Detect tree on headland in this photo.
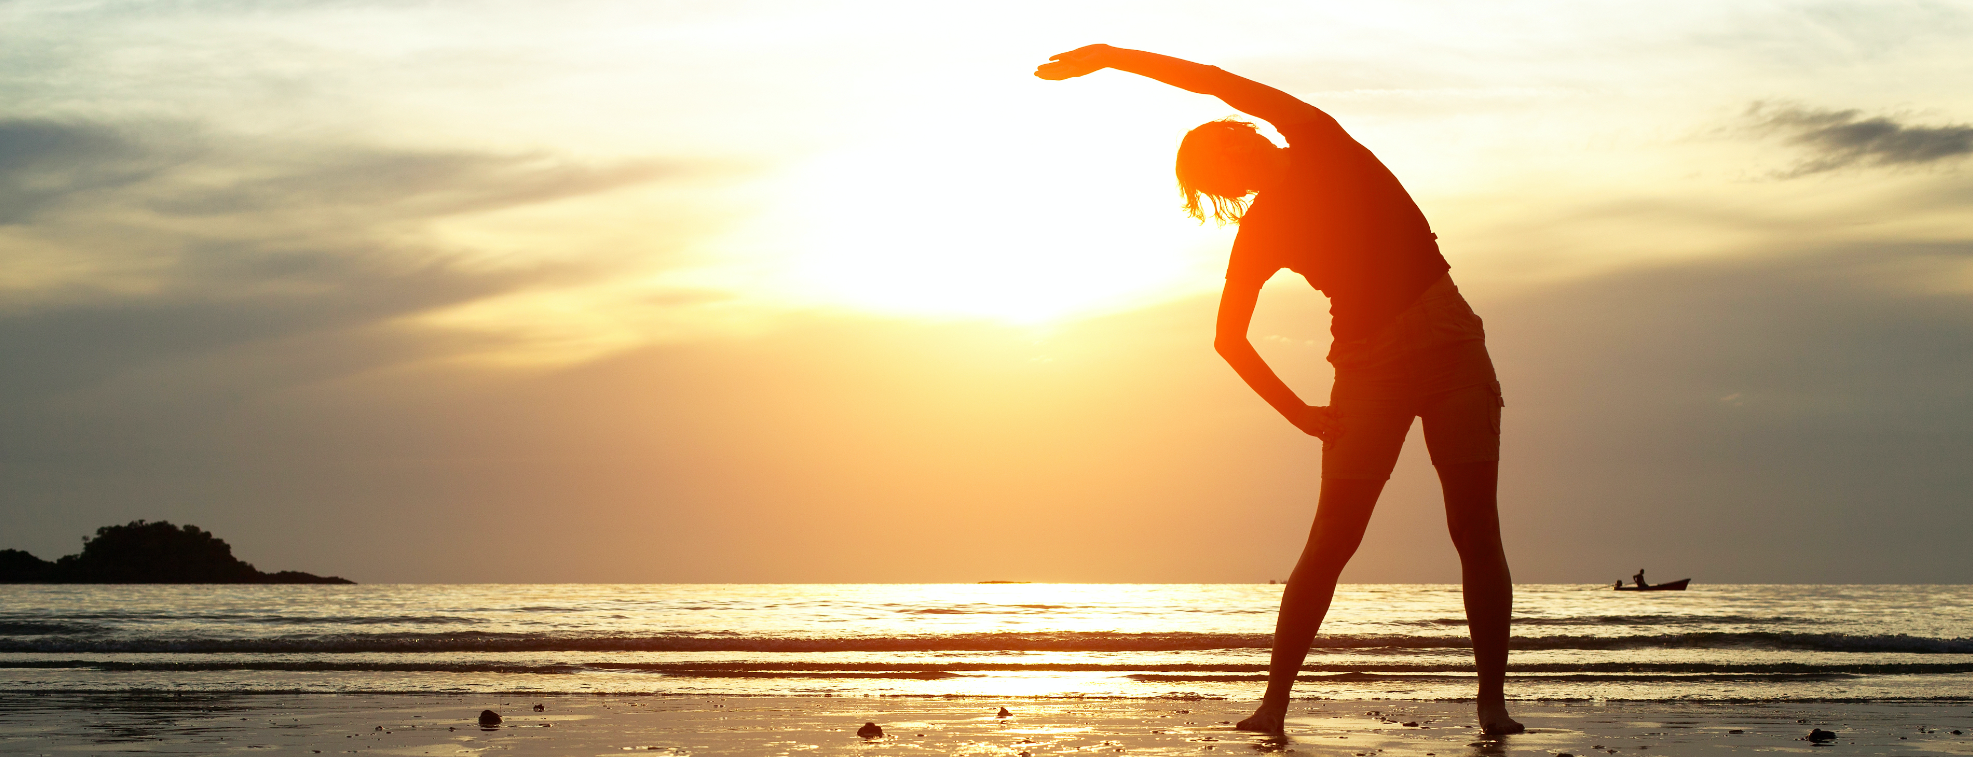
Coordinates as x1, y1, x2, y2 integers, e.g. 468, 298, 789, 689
0, 549, 55, 582
0, 520, 352, 584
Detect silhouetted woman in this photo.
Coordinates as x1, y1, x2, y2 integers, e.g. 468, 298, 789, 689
1037, 45, 1522, 735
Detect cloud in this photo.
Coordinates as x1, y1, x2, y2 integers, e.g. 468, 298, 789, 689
0, 117, 682, 225
1753, 103, 1973, 176
0, 251, 525, 399
0, 119, 186, 224
0, 116, 701, 399
145, 147, 677, 220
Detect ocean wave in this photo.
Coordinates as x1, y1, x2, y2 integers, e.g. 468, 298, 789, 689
1124, 672, 1863, 683
2, 613, 479, 626
0, 660, 581, 674
1402, 615, 1821, 628
900, 604, 1072, 615
15, 611, 1800, 627
598, 661, 1973, 675
0, 622, 104, 636
3, 630, 1971, 654
237, 615, 482, 626
7, 659, 1971, 677
0, 685, 1967, 703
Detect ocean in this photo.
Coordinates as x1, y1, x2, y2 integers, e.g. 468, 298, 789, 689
3, 584, 1970, 702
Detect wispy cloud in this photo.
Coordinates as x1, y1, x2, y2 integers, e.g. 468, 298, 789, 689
0, 119, 186, 224
1753, 103, 1973, 176
145, 147, 677, 220
0, 115, 701, 396
1, 117, 680, 224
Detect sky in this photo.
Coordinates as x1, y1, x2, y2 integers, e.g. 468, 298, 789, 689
2, 0, 1971, 583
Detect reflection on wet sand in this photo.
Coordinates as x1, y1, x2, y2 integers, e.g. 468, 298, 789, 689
1, 694, 1967, 756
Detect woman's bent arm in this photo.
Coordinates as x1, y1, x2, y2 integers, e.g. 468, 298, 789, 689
1036, 45, 1327, 128
1215, 278, 1337, 439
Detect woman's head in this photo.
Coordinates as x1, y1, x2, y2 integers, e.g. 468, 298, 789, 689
1176, 119, 1282, 225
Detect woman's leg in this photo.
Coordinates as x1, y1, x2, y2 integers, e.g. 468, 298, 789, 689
1435, 459, 1524, 735
1235, 476, 1386, 732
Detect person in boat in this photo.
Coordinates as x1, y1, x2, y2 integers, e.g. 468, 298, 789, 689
1633, 569, 1647, 588
1035, 45, 1522, 736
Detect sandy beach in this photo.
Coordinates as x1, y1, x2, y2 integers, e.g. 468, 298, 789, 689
3, 694, 1970, 756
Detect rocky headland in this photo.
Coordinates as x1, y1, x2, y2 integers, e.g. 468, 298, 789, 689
0, 520, 352, 584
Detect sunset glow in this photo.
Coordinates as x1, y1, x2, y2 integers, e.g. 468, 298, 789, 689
12, 5, 1973, 753
733, 107, 1233, 323
3, 0, 1971, 584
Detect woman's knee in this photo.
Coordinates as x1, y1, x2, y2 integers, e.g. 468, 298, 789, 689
1443, 511, 1502, 551
1444, 528, 1499, 559
1292, 553, 1352, 583
1293, 532, 1363, 577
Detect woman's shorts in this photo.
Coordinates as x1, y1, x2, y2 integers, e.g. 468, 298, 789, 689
1321, 275, 1504, 481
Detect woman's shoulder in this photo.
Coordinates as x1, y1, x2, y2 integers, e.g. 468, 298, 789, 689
1275, 111, 1352, 147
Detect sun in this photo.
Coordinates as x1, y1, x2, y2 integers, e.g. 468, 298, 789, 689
726, 89, 1236, 324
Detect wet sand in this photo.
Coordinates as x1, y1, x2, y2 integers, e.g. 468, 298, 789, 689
1, 694, 1969, 755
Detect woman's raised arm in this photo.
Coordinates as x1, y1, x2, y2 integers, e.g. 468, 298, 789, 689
1034, 45, 1326, 129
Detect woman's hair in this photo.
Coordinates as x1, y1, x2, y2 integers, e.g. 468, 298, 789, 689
1176, 118, 1267, 225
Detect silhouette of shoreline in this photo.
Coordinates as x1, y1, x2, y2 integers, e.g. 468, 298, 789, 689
0, 520, 352, 584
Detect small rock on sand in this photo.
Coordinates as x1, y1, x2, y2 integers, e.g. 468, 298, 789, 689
857, 722, 883, 738
1808, 728, 1836, 743
533, 704, 545, 712
997, 707, 1012, 718
478, 710, 502, 727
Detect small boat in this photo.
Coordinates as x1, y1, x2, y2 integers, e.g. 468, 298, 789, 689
1614, 578, 1690, 591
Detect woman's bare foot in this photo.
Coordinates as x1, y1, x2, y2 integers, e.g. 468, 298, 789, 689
1235, 702, 1288, 733
1477, 701, 1524, 735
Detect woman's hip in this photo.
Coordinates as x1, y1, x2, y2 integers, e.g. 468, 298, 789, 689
1331, 339, 1498, 404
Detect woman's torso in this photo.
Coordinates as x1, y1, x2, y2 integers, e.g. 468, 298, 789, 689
1224, 117, 1451, 343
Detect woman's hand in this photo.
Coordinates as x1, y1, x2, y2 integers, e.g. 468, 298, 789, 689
1034, 44, 1116, 80
1288, 405, 1340, 441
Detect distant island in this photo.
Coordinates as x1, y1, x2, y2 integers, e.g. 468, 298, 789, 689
0, 520, 353, 584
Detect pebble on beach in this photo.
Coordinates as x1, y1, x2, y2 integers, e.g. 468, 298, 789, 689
533, 704, 545, 712
857, 722, 884, 738
478, 710, 502, 727
1808, 728, 1836, 743
997, 707, 1012, 718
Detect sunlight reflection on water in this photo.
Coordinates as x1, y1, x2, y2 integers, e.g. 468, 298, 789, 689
3, 584, 1971, 700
